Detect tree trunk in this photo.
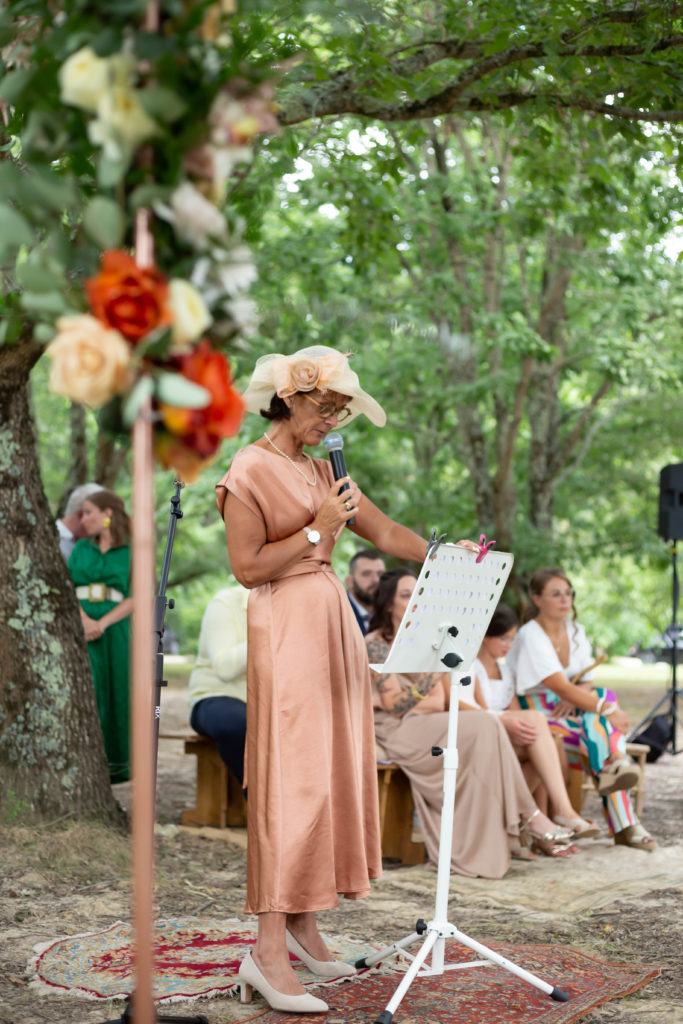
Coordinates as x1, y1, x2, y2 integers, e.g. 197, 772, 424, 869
0, 340, 120, 823
56, 402, 89, 517
94, 433, 130, 490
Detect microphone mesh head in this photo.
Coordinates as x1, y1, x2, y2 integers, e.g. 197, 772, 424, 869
323, 432, 344, 452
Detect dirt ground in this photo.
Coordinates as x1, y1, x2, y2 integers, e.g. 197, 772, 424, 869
1, 673, 682, 1024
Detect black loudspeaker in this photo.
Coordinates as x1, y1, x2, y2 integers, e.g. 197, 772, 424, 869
658, 463, 683, 540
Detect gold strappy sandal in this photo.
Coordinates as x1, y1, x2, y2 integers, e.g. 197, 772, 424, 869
520, 809, 578, 858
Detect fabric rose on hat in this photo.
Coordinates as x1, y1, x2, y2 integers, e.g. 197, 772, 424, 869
272, 356, 320, 398
86, 249, 172, 345
46, 315, 131, 408
315, 350, 349, 390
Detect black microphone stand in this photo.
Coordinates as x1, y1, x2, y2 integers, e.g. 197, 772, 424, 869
103, 479, 208, 1024
629, 539, 682, 755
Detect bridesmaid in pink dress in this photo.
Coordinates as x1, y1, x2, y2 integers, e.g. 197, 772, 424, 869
217, 346, 477, 1013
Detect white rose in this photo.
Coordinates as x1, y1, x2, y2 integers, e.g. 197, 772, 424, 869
225, 295, 258, 336
168, 279, 212, 352
59, 47, 110, 113
89, 86, 159, 159
155, 183, 227, 249
45, 315, 131, 408
216, 244, 258, 296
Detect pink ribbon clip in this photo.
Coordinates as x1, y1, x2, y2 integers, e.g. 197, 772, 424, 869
475, 533, 496, 563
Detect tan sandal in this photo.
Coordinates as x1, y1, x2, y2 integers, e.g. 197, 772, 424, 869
613, 824, 657, 852
598, 758, 641, 796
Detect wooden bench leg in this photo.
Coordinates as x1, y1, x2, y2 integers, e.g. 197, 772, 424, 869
567, 767, 585, 814
181, 738, 246, 828
377, 764, 426, 866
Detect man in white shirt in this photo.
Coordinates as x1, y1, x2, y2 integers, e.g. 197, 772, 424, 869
345, 548, 386, 635
56, 482, 104, 560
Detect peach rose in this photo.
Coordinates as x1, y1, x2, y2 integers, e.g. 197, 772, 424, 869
272, 356, 320, 398
46, 315, 131, 408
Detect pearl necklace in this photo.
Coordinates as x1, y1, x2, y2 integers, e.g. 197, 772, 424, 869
263, 433, 317, 487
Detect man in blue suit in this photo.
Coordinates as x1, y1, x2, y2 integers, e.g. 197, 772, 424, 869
345, 548, 386, 634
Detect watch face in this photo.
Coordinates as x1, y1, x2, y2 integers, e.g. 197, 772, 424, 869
307, 529, 321, 544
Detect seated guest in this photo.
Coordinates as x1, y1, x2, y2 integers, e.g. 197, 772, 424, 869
365, 569, 578, 877
188, 584, 248, 787
467, 605, 599, 840
345, 547, 386, 634
56, 482, 104, 560
507, 566, 656, 852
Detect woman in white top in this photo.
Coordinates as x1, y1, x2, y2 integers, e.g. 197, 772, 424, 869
506, 567, 656, 852
468, 605, 599, 841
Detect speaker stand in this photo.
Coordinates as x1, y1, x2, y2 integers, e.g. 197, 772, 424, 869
629, 540, 682, 755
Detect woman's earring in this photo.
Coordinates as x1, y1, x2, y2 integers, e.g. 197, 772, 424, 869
102, 515, 112, 528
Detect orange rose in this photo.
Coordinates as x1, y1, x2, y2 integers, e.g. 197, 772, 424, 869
86, 249, 172, 344
158, 340, 245, 456
155, 431, 217, 484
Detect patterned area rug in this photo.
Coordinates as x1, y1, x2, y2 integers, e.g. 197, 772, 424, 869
242, 941, 660, 1024
29, 918, 380, 1003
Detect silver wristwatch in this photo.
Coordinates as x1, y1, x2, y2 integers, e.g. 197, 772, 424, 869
303, 526, 321, 545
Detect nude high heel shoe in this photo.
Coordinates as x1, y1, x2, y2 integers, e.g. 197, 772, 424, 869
285, 928, 357, 977
238, 951, 329, 1013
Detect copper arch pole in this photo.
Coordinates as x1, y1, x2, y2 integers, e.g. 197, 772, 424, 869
131, 205, 157, 1024
130, 4, 160, 1018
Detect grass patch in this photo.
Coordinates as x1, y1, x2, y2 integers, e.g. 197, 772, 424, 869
0, 822, 131, 886
594, 662, 671, 687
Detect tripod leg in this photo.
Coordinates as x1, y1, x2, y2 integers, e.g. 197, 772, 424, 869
373, 930, 439, 1024
449, 927, 568, 1001
355, 931, 421, 970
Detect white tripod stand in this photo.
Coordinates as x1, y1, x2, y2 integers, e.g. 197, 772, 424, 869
355, 540, 570, 1024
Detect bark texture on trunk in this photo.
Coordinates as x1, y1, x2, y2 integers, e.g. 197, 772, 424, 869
0, 341, 119, 822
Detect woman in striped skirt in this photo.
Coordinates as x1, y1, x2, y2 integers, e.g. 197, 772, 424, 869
506, 567, 656, 852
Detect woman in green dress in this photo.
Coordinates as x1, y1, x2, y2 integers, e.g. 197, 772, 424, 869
68, 490, 133, 784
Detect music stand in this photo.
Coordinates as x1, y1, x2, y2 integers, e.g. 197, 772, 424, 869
356, 540, 570, 1024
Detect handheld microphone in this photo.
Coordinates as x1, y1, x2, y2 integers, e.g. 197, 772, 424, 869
323, 432, 354, 525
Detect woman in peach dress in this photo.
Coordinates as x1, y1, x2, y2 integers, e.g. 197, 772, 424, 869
217, 346, 481, 1014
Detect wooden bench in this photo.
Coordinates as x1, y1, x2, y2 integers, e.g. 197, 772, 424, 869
567, 741, 650, 817
159, 731, 247, 829
160, 730, 426, 865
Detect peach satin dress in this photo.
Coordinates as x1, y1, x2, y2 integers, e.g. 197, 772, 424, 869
216, 444, 382, 914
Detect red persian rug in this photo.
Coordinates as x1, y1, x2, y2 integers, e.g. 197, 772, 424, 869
241, 941, 660, 1024
28, 918, 385, 1003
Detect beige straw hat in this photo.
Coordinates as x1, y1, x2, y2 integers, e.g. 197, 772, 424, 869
241, 345, 386, 427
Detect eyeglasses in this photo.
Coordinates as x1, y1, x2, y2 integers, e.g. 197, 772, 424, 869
546, 589, 575, 600
300, 393, 352, 422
